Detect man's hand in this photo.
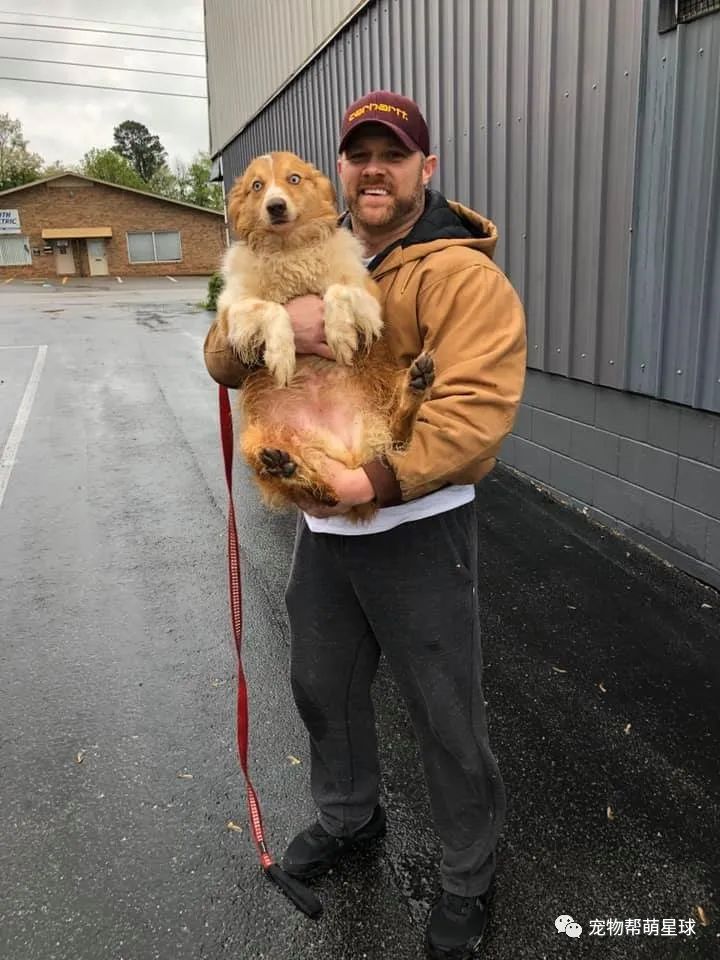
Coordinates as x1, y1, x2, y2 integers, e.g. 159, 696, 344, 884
296, 458, 375, 518
286, 295, 334, 359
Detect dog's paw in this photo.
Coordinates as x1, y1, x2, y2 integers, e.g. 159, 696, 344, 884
259, 448, 297, 478
262, 304, 296, 386
409, 352, 435, 393
226, 303, 264, 364
323, 284, 382, 363
264, 342, 296, 386
352, 289, 383, 345
323, 287, 359, 365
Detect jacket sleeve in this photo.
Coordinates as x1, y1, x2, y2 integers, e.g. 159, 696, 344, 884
203, 307, 258, 388
385, 262, 527, 501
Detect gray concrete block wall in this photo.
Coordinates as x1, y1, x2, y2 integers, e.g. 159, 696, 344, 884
499, 370, 720, 590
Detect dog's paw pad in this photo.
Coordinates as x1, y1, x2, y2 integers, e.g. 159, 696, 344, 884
259, 448, 297, 478
409, 353, 435, 392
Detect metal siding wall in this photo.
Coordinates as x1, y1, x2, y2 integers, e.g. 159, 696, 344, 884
205, 0, 364, 155
218, 0, 719, 413
629, 1, 720, 413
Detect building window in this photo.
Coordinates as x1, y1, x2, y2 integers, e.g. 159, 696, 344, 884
678, 0, 720, 21
126, 231, 182, 263
659, 0, 720, 31
0, 235, 32, 266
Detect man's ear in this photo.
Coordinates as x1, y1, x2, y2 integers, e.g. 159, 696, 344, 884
421, 154, 438, 186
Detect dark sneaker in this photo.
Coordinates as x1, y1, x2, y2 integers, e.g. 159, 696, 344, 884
281, 805, 386, 879
425, 883, 495, 959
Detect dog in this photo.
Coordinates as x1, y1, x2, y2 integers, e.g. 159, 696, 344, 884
217, 150, 434, 521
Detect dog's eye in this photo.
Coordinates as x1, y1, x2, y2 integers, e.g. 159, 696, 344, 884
287, 174, 301, 185
251, 180, 263, 192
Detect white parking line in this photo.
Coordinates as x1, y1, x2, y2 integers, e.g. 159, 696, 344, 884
181, 331, 206, 349
0, 345, 48, 510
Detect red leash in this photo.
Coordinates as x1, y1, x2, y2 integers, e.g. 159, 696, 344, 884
218, 384, 322, 920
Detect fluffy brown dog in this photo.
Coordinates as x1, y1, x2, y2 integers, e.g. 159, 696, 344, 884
218, 151, 434, 521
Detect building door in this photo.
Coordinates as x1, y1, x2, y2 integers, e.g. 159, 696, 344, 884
87, 238, 109, 276
54, 240, 76, 275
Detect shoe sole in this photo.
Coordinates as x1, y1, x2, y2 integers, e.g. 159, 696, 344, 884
283, 819, 387, 880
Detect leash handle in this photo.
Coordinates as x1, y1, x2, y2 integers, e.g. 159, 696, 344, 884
218, 385, 322, 920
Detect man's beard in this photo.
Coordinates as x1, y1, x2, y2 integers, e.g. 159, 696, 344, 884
348, 179, 425, 232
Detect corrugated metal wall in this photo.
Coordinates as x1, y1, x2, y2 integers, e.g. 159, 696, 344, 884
629, 3, 720, 413
217, 0, 720, 415
204, 0, 366, 155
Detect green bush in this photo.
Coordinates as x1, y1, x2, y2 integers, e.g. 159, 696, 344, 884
203, 271, 224, 312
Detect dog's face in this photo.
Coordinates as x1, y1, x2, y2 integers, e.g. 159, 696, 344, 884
228, 152, 338, 240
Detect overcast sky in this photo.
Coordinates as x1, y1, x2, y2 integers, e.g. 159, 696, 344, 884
0, 0, 209, 170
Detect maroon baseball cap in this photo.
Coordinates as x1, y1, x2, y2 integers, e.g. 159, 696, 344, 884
339, 90, 430, 155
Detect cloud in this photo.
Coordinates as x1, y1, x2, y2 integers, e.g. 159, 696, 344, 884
0, 0, 208, 167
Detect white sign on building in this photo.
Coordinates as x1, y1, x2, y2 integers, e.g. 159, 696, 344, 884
0, 209, 21, 233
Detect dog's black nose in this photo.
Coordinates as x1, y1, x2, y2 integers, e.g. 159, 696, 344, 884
266, 199, 287, 218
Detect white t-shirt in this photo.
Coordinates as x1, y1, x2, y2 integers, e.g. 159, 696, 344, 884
303, 484, 475, 536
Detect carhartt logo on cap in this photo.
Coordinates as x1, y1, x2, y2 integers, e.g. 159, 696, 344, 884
339, 90, 430, 155
347, 102, 410, 124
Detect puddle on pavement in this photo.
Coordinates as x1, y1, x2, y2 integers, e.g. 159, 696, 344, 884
135, 309, 171, 330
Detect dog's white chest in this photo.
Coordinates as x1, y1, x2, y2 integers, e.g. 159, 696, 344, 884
250, 247, 330, 302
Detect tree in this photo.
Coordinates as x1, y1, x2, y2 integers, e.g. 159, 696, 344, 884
112, 120, 167, 182
42, 160, 69, 177
81, 148, 147, 190
0, 114, 44, 190
146, 163, 181, 200
178, 152, 223, 211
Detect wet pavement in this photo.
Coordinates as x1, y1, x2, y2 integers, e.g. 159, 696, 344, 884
0, 282, 718, 959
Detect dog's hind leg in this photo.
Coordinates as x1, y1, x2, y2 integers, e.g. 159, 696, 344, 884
390, 352, 435, 444
241, 424, 342, 508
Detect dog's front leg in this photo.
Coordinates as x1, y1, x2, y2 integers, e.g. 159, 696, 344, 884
224, 298, 296, 386
323, 284, 383, 365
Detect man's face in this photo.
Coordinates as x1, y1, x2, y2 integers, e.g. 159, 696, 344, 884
338, 125, 436, 232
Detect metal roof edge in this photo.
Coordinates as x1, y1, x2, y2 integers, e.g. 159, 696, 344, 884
208, 0, 373, 160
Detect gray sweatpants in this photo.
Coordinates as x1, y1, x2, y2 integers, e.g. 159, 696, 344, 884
284, 501, 504, 896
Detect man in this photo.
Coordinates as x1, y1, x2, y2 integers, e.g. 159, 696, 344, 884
204, 91, 526, 960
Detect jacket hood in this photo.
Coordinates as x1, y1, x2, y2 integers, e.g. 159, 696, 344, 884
362, 190, 498, 277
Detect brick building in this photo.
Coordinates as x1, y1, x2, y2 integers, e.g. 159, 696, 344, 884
0, 172, 227, 280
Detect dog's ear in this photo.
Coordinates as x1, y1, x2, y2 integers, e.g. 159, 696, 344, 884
227, 173, 253, 240
226, 176, 244, 232
310, 167, 338, 211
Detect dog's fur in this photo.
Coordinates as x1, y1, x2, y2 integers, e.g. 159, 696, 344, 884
218, 151, 434, 521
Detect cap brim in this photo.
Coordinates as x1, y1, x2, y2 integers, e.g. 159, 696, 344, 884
339, 119, 421, 155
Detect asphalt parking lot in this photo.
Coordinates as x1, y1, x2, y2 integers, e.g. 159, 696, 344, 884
1, 281, 718, 959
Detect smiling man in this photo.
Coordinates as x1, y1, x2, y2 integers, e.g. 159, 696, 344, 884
204, 90, 526, 960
